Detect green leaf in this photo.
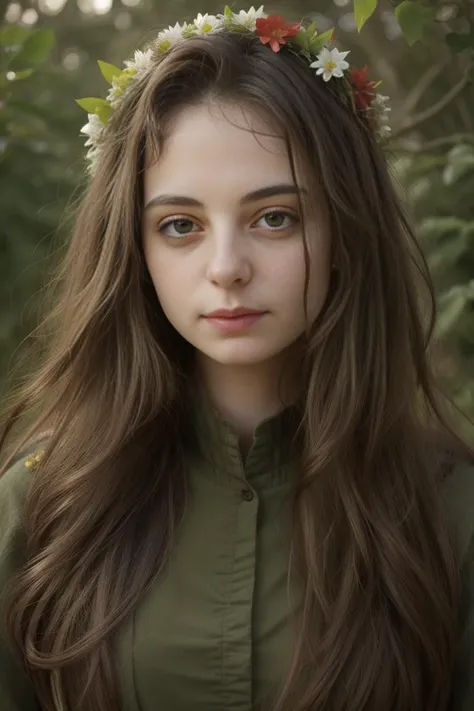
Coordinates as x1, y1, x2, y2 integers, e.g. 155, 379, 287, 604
306, 21, 317, 39
293, 27, 309, 52
443, 144, 474, 185
76, 97, 113, 125
419, 216, 465, 242
437, 286, 468, 335
445, 32, 474, 53
309, 28, 334, 54
427, 231, 469, 271
10, 29, 54, 66
75, 97, 109, 114
0, 25, 29, 47
224, 6, 233, 20
96, 103, 113, 124
97, 60, 122, 84
395, 1, 437, 46
354, 0, 378, 32
461, 222, 474, 239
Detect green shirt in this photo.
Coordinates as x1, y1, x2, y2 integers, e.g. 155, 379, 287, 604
1, 391, 473, 710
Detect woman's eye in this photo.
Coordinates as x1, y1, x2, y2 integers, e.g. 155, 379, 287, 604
158, 217, 199, 238
156, 211, 297, 238
255, 211, 296, 230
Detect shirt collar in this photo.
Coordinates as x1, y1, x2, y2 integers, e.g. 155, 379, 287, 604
184, 380, 302, 486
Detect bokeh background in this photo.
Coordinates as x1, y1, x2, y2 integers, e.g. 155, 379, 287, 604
1, 0, 473, 439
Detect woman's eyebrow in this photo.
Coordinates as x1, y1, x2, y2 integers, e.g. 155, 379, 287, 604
143, 184, 308, 211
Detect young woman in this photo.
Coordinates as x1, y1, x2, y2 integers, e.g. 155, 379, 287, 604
1, 6, 473, 711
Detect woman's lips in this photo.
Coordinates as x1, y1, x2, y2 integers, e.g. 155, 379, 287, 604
203, 312, 266, 333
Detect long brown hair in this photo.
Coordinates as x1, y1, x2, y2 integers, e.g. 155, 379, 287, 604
1, 29, 472, 711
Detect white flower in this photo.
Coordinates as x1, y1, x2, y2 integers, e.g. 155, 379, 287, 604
369, 94, 391, 140
376, 123, 392, 139
80, 113, 105, 147
80, 114, 107, 172
106, 82, 121, 108
106, 73, 135, 108
310, 47, 350, 82
155, 21, 187, 52
371, 93, 391, 115
124, 48, 154, 74
230, 5, 267, 30
193, 13, 221, 33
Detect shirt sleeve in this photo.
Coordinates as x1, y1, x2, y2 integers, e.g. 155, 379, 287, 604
0, 454, 41, 711
450, 527, 474, 710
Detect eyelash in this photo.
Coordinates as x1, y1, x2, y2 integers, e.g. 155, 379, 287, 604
156, 209, 299, 240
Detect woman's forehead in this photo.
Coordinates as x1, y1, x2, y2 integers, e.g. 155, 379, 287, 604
143, 102, 298, 207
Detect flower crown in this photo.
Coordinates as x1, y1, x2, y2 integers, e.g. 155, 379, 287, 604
77, 5, 391, 174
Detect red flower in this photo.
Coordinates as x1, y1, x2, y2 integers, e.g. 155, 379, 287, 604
350, 66, 378, 110
255, 15, 301, 53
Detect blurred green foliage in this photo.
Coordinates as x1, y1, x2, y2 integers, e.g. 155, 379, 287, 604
0, 0, 473, 439
394, 139, 474, 429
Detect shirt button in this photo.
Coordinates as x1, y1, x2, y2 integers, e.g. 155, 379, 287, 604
242, 488, 255, 502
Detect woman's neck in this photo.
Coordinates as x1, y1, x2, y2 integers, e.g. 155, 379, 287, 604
194, 347, 302, 447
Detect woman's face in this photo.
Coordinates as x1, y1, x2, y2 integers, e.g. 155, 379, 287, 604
142, 101, 331, 369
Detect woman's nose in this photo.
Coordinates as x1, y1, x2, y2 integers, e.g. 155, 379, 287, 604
205, 233, 252, 287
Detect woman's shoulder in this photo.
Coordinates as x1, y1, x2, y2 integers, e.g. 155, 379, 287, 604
0, 442, 47, 540
438, 447, 474, 562
0, 444, 44, 711
0, 441, 47, 615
